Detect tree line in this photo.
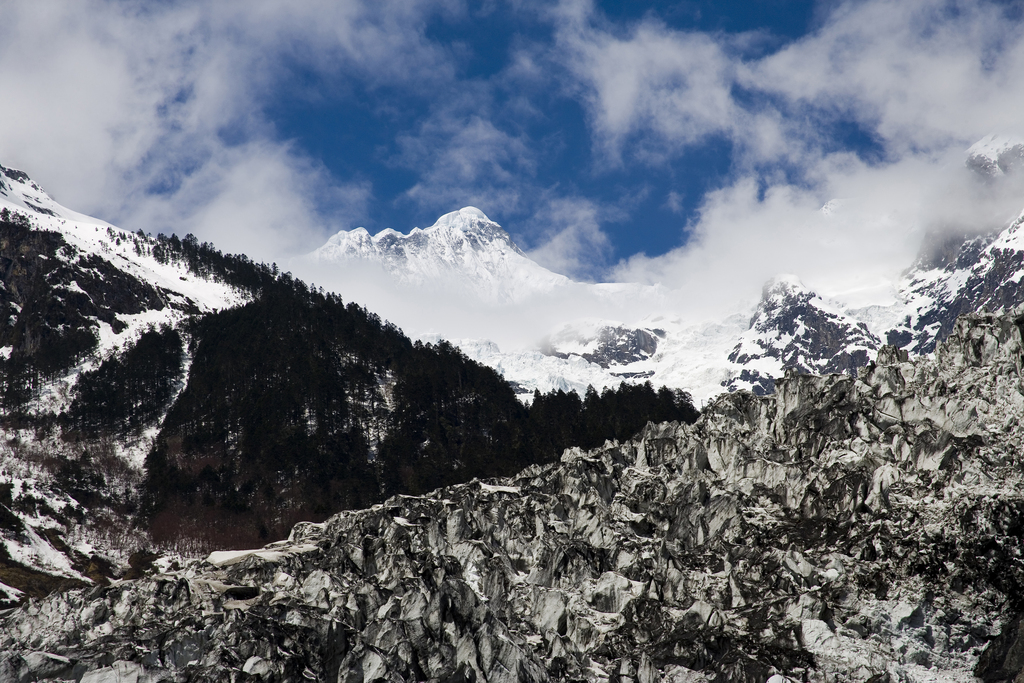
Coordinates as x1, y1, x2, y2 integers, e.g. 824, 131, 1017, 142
0, 217, 700, 549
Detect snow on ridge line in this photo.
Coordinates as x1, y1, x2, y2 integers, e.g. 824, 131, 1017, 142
1, 163, 248, 432
0, 179, 245, 316
967, 132, 1024, 159
306, 206, 572, 305
320, 206, 503, 247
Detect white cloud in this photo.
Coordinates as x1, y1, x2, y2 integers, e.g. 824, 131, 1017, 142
555, 0, 1024, 166
553, 4, 743, 165
612, 149, 1024, 320
522, 196, 613, 280
125, 141, 372, 262
398, 109, 536, 219
0, 0, 459, 260
748, 0, 1024, 152
543, 0, 1024, 316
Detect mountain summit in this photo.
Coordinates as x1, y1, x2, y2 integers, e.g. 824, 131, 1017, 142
308, 207, 570, 304
966, 133, 1024, 177
298, 132, 1024, 403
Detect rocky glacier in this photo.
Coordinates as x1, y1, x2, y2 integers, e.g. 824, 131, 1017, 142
6, 306, 1024, 681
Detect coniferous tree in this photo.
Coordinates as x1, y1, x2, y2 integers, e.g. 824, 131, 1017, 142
3, 220, 701, 548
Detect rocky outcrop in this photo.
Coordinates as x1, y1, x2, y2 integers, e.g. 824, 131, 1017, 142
1, 214, 174, 383
883, 214, 1024, 356
6, 308, 1024, 681
726, 277, 881, 395
543, 325, 663, 369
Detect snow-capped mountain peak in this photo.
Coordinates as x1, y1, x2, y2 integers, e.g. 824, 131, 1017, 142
724, 275, 882, 394
308, 207, 571, 304
0, 164, 93, 223
419, 206, 514, 247
966, 133, 1024, 177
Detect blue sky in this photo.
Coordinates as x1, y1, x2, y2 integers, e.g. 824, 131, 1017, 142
260, 0, 825, 265
2, 0, 1024, 289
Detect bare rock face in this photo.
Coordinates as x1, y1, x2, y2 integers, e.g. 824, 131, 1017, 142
6, 309, 1024, 682
726, 277, 881, 395
542, 325, 663, 370
891, 211, 1024, 357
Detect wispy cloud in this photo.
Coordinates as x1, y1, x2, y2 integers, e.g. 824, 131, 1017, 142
125, 141, 373, 261
553, 0, 1024, 168
3, 0, 1024, 316
552, 2, 744, 166
543, 0, 1024, 315
522, 196, 614, 280
0, 0, 459, 261
611, 150, 1024, 322
397, 104, 536, 220
749, 0, 1024, 153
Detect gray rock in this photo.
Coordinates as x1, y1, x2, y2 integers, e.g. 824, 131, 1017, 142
6, 308, 1024, 681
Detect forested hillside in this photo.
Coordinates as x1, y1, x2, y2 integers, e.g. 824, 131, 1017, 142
1, 213, 698, 550
140, 259, 698, 546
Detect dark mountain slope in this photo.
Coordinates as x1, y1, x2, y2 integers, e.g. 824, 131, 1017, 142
63, 325, 185, 437
143, 275, 698, 548
143, 280, 527, 547
0, 208, 700, 562
0, 211, 172, 412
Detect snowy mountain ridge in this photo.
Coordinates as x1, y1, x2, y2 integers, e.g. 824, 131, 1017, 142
308, 206, 571, 304
0, 164, 245, 337
298, 136, 1024, 404
302, 201, 890, 401
0, 164, 245, 426
966, 133, 1024, 177
722, 275, 883, 395
0, 163, 247, 589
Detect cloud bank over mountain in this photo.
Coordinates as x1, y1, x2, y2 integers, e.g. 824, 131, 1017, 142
1, 0, 1023, 305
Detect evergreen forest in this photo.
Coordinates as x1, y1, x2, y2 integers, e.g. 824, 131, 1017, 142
0, 214, 699, 548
